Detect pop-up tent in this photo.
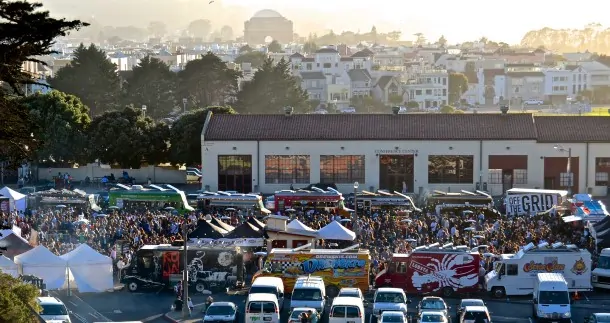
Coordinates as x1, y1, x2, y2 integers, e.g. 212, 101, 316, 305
287, 219, 317, 233
61, 244, 113, 293
14, 246, 67, 289
0, 255, 18, 277
190, 219, 226, 239
317, 220, 356, 241
0, 186, 26, 213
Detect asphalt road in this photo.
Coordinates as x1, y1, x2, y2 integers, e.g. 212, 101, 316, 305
52, 288, 610, 323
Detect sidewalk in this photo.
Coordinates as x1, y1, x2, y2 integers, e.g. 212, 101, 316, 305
164, 303, 205, 323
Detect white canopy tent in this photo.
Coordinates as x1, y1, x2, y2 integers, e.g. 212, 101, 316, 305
317, 220, 356, 241
0, 186, 26, 213
0, 255, 18, 277
14, 246, 67, 289
287, 219, 317, 233
61, 244, 113, 293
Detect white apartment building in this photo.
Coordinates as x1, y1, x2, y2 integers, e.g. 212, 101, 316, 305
543, 69, 571, 103
403, 68, 449, 108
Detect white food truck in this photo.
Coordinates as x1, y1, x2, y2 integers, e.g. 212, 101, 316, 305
592, 248, 610, 290
504, 188, 569, 216
485, 242, 592, 298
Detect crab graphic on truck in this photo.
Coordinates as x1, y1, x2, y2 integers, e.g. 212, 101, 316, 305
374, 243, 481, 297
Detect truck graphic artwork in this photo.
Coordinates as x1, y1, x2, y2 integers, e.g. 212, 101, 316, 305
411, 254, 478, 292
302, 258, 366, 274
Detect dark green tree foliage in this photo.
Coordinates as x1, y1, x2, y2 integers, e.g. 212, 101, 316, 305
177, 52, 241, 108
49, 43, 121, 115
234, 51, 267, 68
20, 90, 91, 164
236, 58, 309, 114
0, 272, 42, 323
267, 40, 282, 53
448, 72, 469, 103
170, 106, 236, 165
187, 19, 211, 39
88, 106, 169, 168
0, 0, 85, 163
124, 55, 176, 119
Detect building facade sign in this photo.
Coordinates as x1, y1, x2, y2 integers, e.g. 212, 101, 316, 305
375, 149, 419, 155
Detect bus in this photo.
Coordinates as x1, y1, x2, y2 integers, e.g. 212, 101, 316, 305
197, 191, 271, 214
108, 184, 193, 211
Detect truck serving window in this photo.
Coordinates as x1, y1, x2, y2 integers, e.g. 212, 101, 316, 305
396, 262, 407, 273
539, 291, 570, 304
506, 264, 518, 275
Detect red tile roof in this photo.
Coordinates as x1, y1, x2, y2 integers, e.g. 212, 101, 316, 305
204, 114, 538, 141
534, 116, 610, 142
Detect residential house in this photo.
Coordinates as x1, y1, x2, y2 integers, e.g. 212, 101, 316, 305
543, 69, 571, 103
476, 68, 505, 104
403, 69, 449, 108
373, 51, 405, 71
503, 64, 545, 105
373, 75, 402, 104
348, 69, 373, 98
493, 48, 546, 64
300, 71, 327, 102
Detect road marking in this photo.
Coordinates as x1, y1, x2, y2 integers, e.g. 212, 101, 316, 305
89, 312, 100, 319
69, 301, 78, 307
114, 309, 123, 313
141, 313, 164, 322
72, 313, 89, 323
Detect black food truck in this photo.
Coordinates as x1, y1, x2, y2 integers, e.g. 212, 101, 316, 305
121, 242, 244, 293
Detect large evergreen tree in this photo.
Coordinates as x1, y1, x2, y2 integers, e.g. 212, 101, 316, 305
0, 0, 86, 163
49, 43, 121, 116
235, 57, 308, 114
124, 55, 176, 119
177, 52, 241, 108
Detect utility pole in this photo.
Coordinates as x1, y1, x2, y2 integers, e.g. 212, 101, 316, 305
182, 218, 190, 319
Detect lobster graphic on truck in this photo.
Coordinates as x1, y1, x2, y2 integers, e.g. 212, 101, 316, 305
374, 243, 481, 297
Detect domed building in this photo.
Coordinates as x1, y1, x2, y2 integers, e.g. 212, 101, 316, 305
244, 9, 293, 45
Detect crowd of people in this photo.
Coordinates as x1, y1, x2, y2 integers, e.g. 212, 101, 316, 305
0, 196, 597, 286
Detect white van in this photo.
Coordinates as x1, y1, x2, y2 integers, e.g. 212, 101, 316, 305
245, 293, 280, 323
251, 277, 285, 310
373, 287, 409, 321
329, 296, 365, 323
290, 276, 327, 313
37, 297, 71, 323
533, 273, 572, 323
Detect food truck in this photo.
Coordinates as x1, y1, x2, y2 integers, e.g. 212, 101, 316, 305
121, 242, 243, 293
426, 190, 494, 216
504, 188, 569, 216
352, 190, 420, 212
374, 243, 481, 297
253, 244, 370, 297
592, 248, 610, 290
108, 184, 192, 211
485, 242, 592, 297
274, 188, 347, 213
197, 191, 270, 214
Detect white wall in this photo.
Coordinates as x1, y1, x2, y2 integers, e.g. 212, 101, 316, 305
202, 139, 610, 196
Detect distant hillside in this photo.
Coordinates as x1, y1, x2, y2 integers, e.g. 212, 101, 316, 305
521, 23, 610, 53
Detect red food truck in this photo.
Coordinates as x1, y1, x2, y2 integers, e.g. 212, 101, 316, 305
374, 243, 482, 297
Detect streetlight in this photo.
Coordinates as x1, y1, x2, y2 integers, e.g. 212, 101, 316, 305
353, 182, 359, 235
182, 98, 187, 114
141, 105, 147, 118
182, 215, 190, 319
554, 145, 573, 195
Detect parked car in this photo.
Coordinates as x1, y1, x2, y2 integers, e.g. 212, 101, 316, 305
186, 170, 202, 183
524, 99, 543, 105
417, 297, 450, 318
337, 287, 364, 301
203, 302, 238, 323
419, 311, 449, 323
456, 299, 485, 317
288, 308, 319, 323
379, 311, 408, 323
458, 305, 491, 323
585, 313, 610, 323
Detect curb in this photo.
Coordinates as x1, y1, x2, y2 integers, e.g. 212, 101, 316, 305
163, 302, 206, 323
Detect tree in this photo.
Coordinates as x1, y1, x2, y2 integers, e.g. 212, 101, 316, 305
387, 31, 401, 42
234, 51, 267, 68
187, 19, 211, 39
236, 58, 308, 114
239, 44, 252, 54
0, 272, 41, 322
267, 40, 282, 53
20, 91, 91, 164
178, 52, 241, 108
48, 43, 121, 116
303, 41, 318, 54
220, 25, 233, 41
440, 105, 456, 113
389, 94, 404, 105
147, 21, 167, 38
448, 73, 469, 103
170, 106, 236, 165
0, 0, 86, 163
124, 56, 176, 119
88, 106, 169, 168
437, 35, 448, 47
464, 61, 478, 83
414, 33, 426, 46
406, 101, 420, 110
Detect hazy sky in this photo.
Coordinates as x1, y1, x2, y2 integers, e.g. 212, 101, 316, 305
221, 0, 610, 44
